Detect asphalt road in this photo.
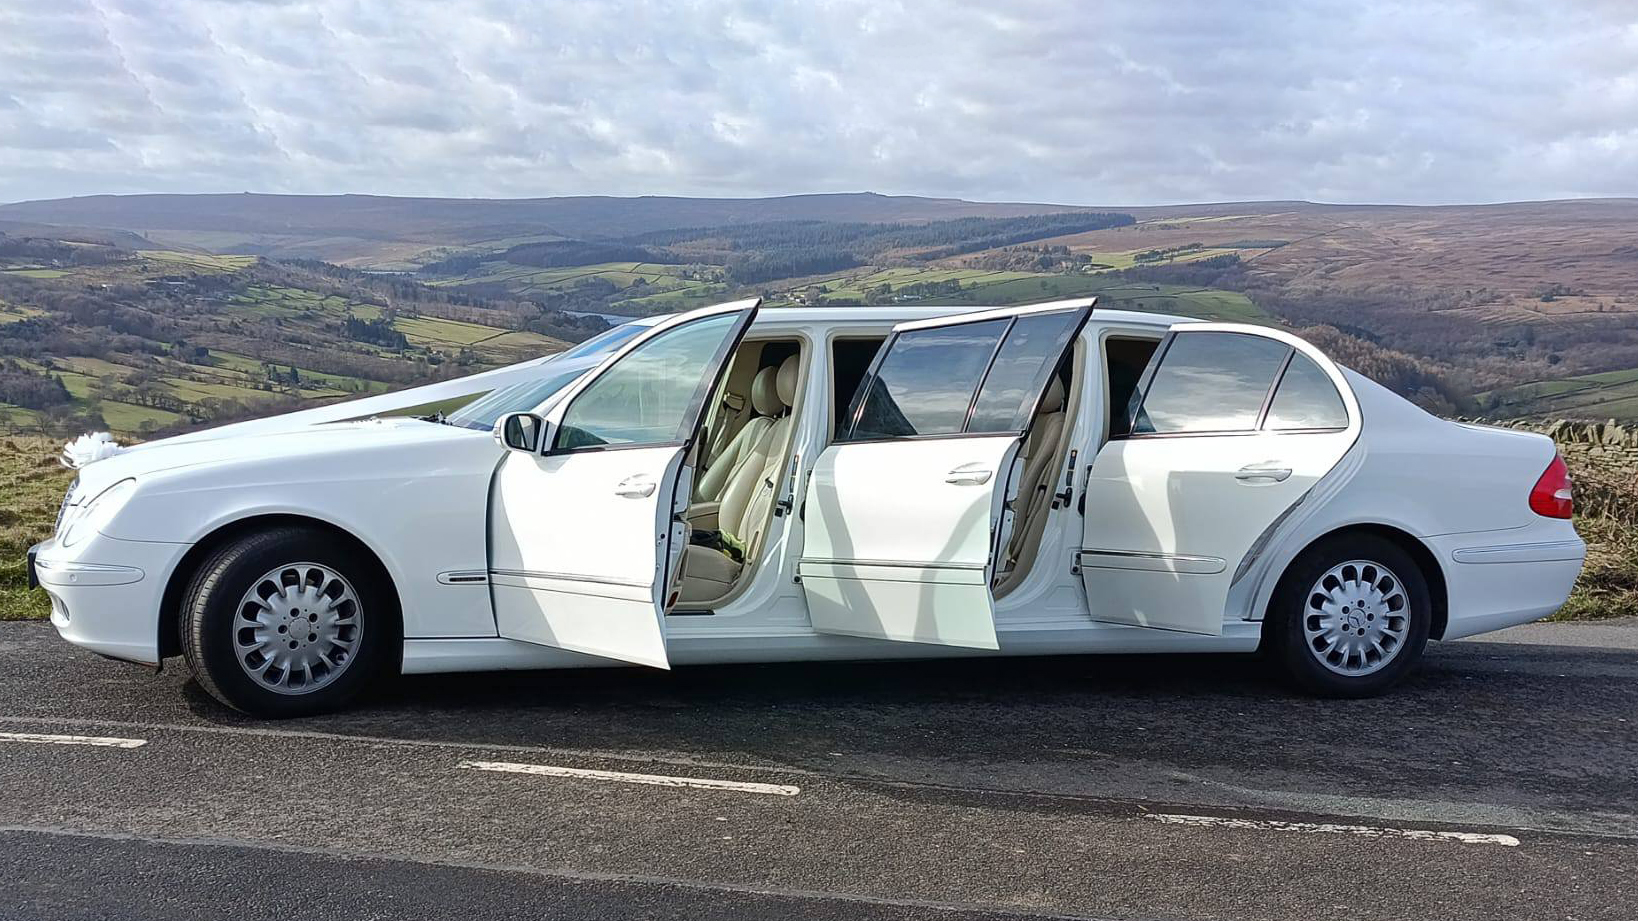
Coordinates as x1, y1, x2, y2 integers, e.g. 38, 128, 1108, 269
1, 618, 1634, 921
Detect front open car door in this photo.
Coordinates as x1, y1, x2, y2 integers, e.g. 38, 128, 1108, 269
800, 299, 1093, 649
1079, 323, 1361, 635
488, 300, 759, 667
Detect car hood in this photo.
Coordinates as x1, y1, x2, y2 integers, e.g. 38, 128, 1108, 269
72, 417, 487, 497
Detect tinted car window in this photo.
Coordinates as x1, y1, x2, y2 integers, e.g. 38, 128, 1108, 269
1131, 332, 1289, 434
1264, 352, 1348, 430
556, 313, 738, 450
967, 311, 1081, 434
846, 319, 1007, 440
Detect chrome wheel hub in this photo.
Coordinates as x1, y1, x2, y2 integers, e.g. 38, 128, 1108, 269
233, 563, 362, 695
1302, 559, 1410, 677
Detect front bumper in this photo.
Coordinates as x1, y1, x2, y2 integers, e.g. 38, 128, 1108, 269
30, 533, 189, 666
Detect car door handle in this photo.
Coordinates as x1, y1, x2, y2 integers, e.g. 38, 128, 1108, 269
1235, 463, 1292, 483
944, 463, 993, 486
614, 475, 657, 498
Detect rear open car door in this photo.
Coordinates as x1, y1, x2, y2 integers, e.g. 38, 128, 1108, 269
488, 300, 759, 667
800, 299, 1093, 649
1079, 323, 1360, 634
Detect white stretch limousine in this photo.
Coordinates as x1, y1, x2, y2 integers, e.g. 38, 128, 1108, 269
32, 298, 1585, 715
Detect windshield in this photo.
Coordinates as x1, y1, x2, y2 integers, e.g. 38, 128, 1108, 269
442, 321, 651, 431
553, 321, 650, 360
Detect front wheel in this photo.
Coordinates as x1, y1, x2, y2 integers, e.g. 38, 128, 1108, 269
1265, 534, 1431, 697
180, 526, 395, 717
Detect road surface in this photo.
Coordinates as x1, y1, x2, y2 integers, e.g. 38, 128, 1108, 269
1, 618, 1633, 920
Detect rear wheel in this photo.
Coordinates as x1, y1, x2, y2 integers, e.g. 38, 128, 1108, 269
181, 526, 395, 717
1266, 534, 1430, 697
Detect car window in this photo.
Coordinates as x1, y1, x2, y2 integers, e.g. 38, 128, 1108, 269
845, 319, 1008, 440
967, 311, 1082, 434
1263, 351, 1348, 430
1130, 332, 1289, 435
555, 313, 739, 450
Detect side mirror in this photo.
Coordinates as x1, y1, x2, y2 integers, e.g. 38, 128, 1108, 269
495, 412, 549, 454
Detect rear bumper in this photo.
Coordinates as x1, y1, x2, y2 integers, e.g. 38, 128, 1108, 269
1432, 533, 1586, 641
32, 533, 188, 666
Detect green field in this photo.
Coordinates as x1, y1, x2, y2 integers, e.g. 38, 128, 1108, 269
428, 260, 726, 314
1478, 367, 1638, 420
789, 267, 1267, 323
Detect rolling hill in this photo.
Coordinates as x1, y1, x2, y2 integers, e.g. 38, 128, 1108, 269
5, 191, 1638, 427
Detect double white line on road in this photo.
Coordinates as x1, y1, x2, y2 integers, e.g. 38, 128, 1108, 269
461, 760, 801, 797
0, 731, 146, 749
1146, 813, 1521, 847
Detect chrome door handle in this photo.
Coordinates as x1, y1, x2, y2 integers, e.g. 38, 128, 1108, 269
945, 463, 993, 486
614, 476, 657, 498
1235, 464, 1292, 483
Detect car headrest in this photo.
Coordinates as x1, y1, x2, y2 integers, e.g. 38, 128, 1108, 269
776, 355, 799, 408
1039, 377, 1066, 414
749, 366, 782, 416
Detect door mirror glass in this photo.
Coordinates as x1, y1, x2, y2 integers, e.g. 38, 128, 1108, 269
496, 412, 547, 453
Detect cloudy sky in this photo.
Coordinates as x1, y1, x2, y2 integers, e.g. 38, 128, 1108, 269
2, 0, 1637, 206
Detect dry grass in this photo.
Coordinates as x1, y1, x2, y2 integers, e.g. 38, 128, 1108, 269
1555, 456, 1638, 620
0, 437, 74, 620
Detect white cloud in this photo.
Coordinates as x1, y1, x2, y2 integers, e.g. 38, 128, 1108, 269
0, 0, 1635, 204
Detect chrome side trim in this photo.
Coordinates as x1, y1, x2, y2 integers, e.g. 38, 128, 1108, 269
489, 568, 651, 589
1076, 549, 1226, 575
797, 557, 986, 571
437, 570, 490, 585
32, 558, 145, 587
1451, 539, 1587, 565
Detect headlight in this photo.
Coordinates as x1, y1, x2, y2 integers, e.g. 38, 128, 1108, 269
58, 479, 137, 548
55, 477, 80, 534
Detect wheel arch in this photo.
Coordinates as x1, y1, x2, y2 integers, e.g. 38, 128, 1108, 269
157, 513, 404, 663
1262, 522, 1449, 643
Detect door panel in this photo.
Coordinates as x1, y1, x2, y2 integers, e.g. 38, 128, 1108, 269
1080, 429, 1353, 633
490, 445, 683, 668
800, 298, 1094, 650
800, 435, 1020, 649
1080, 324, 1358, 634
488, 300, 758, 667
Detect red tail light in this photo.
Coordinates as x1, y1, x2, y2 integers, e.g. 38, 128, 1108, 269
1529, 454, 1573, 519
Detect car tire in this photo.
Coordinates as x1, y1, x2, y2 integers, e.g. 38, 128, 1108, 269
180, 526, 396, 717
1265, 533, 1431, 698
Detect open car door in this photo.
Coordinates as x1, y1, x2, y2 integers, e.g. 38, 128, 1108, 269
488, 299, 759, 667
1079, 323, 1361, 634
800, 299, 1093, 649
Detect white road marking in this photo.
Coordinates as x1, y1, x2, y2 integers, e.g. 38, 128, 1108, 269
460, 760, 800, 797
1146, 813, 1520, 846
0, 731, 146, 749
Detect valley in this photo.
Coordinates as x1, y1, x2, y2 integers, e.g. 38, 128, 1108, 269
3, 192, 1638, 436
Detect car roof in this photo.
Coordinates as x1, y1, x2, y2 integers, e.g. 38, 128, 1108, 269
612, 304, 1191, 332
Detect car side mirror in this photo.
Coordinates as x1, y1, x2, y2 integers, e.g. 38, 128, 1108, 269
495, 412, 550, 454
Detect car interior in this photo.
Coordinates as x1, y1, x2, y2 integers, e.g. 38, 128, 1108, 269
1103, 335, 1162, 439
991, 333, 1160, 596
672, 328, 1163, 609
673, 338, 808, 608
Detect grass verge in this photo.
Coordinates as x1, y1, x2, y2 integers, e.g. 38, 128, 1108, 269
0, 437, 74, 620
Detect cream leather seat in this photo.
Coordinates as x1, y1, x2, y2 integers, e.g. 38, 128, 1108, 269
696, 366, 781, 502
676, 355, 799, 604
1001, 377, 1068, 575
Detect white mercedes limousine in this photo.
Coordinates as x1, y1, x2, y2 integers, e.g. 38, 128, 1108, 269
31, 298, 1585, 715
